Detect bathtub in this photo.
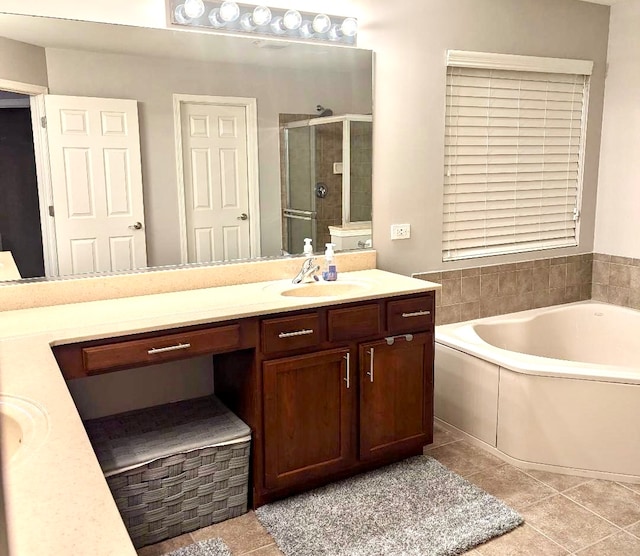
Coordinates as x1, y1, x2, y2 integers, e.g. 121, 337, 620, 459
435, 301, 640, 483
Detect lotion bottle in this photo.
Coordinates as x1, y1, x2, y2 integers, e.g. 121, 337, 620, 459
322, 243, 337, 281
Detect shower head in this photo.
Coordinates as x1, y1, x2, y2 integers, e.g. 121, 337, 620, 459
316, 105, 333, 117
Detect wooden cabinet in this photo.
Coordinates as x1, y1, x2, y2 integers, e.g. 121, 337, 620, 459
262, 348, 355, 490
53, 289, 436, 508
359, 333, 433, 461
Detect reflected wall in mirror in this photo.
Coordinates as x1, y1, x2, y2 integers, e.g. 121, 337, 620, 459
0, 13, 373, 281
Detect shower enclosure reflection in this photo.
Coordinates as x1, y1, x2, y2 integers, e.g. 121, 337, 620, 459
281, 114, 372, 254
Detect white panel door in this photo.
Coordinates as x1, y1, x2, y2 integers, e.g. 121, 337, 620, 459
180, 102, 250, 263
44, 95, 147, 276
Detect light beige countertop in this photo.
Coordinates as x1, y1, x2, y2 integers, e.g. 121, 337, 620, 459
0, 269, 440, 555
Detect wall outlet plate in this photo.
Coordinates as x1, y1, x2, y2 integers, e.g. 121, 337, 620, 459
390, 224, 411, 240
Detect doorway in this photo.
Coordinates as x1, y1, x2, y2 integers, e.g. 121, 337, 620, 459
173, 95, 260, 264
0, 90, 44, 278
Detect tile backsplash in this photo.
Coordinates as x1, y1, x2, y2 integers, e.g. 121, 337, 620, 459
414, 253, 594, 325
591, 254, 640, 309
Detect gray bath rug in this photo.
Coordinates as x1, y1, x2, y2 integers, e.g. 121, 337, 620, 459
164, 537, 232, 556
256, 455, 523, 556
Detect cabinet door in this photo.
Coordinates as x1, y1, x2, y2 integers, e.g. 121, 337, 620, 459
263, 348, 355, 490
359, 332, 433, 461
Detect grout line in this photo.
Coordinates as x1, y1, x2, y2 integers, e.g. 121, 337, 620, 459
240, 542, 279, 555
558, 491, 627, 532
570, 530, 625, 554
519, 469, 593, 493
521, 520, 571, 554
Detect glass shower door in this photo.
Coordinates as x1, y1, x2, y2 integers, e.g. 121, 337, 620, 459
283, 125, 316, 254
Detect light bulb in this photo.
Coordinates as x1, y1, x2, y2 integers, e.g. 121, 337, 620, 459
312, 13, 332, 34
299, 20, 314, 38
340, 17, 358, 37
240, 12, 257, 31
282, 9, 302, 30
252, 5, 272, 26
219, 1, 240, 22
270, 16, 287, 35
183, 0, 205, 19
208, 8, 226, 27
174, 4, 191, 23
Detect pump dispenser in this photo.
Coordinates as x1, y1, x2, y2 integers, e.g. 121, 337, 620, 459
322, 243, 338, 281
303, 238, 313, 256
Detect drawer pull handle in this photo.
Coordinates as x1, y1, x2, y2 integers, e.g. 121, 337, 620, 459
402, 310, 431, 318
147, 342, 191, 355
278, 329, 314, 339
344, 352, 350, 389
385, 334, 414, 346
367, 348, 374, 383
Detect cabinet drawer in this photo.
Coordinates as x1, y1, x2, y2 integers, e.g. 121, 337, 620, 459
261, 313, 321, 354
82, 324, 241, 374
328, 304, 380, 342
387, 295, 434, 334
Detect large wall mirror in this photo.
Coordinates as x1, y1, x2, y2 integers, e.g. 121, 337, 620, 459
0, 12, 373, 282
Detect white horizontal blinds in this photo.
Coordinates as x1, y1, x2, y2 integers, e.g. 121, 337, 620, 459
443, 65, 589, 261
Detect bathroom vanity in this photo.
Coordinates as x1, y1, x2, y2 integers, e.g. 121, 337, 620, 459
0, 268, 439, 554
52, 280, 435, 507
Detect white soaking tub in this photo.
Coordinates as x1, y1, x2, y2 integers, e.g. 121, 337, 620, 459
435, 301, 640, 482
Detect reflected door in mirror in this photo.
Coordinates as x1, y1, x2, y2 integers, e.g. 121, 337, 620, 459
179, 99, 253, 263
45, 95, 148, 276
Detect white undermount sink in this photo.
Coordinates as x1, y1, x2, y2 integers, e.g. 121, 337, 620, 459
0, 395, 48, 464
266, 279, 375, 299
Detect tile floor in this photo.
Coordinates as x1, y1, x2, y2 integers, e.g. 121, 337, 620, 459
138, 422, 640, 556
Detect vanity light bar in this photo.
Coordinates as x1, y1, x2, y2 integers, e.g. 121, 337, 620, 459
168, 0, 358, 45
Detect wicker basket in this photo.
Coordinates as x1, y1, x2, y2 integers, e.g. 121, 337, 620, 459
85, 396, 251, 548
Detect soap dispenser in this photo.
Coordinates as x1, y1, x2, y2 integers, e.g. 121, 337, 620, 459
322, 243, 338, 281
303, 238, 313, 257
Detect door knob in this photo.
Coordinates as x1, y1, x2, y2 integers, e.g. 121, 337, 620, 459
128, 222, 143, 230
237, 213, 248, 221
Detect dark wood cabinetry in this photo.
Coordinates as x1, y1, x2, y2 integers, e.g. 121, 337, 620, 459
53, 290, 436, 508
359, 333, 433, 461
263, 348, 355, 490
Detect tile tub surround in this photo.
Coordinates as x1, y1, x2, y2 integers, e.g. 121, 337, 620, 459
0, 269, 439, 556
414, 254, 593, 325
591, 254, 640, 310
0, 250, 376, 312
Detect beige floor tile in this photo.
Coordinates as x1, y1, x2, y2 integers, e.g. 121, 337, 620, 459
190, 511, 273, 554
521, 495, 618, 552
467, 465, 557, 512
574, 531, 640, 555
425, 440, 504, 477
136, 532, 194, 556
523, 469, 592, 492
474, 524, 568, 555
243, 543, 284, 555
619, 481, 640, 495
563, 480, 640, 527
626, 521, 640, 538
428, 421, 464, 450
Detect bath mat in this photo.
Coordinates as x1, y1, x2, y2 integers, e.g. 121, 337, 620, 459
255, 455, 523, 556
164, 537, 232, 556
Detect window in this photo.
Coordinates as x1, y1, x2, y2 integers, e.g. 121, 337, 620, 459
442, 51, 592, 262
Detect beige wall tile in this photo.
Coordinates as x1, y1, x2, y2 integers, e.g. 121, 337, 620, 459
609, 263, 631, 288
608, 286, 630, 306
549, 264, 567, 289
533, 289, 551, 308
533, 267, 550, 290
481, 274, 500, 298
629, 266, 640, 290
592, 261, 610, 284
437, 304, 461, 325
566, 261, 581, 286
629, 289, 640, 310
441, 279, 463, 305
461, 276, 481, 302
516, 269, 533, 294
610, 255, 633, 265
591, 283, 609, 302
462, 267, 480, 277
593, 253, 612, 262
564, 286, 580, 303
498, 272, 518, 296
459, 301, 480, 321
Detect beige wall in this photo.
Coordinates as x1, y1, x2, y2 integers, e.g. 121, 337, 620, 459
0, 35, 47, 87
45, 47, 371, 265
0, 0, 611, 276
594, 0, 640, 259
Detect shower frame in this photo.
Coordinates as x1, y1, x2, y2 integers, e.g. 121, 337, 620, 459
283, 113, 372, 248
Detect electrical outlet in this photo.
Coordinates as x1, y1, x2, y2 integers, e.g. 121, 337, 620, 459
390, 224, 411, 240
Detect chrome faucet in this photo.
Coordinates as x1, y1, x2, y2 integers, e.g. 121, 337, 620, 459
292, 257, 320, 284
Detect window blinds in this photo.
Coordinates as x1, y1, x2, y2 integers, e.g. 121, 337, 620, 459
442, 62, 590, 261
